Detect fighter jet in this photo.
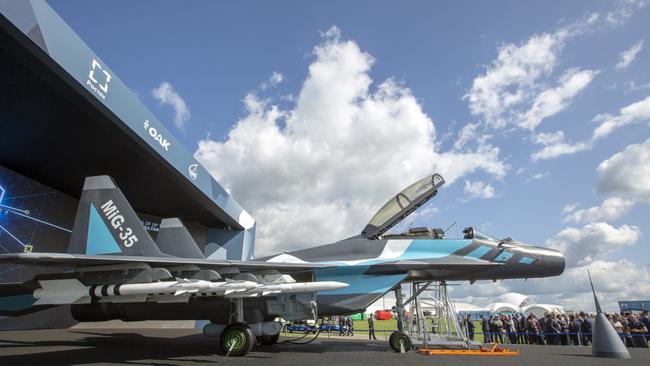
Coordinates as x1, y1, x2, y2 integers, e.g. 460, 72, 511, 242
0, 174, 565, 356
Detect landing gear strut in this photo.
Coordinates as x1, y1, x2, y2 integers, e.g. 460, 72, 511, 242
390, 286, 412, 352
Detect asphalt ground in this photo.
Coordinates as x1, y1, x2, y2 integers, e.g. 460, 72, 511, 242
1, 329, 649, 366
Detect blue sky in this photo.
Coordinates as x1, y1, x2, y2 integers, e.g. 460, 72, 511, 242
49, 0, 650, 310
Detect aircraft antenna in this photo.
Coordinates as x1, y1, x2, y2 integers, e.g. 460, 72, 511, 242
443, 222, 456, 236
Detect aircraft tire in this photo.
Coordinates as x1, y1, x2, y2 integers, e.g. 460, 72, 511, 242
220, 323, 255, 357
389, 331, 412, 352
257, 332, 280, 345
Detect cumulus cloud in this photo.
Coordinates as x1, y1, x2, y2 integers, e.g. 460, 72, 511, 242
546, 222, 640, 267
592, 96, 650, 141
463, 180, 495, 200
563, 196, 637, 224
531, 130, 590, 161
617, 40, 644, 69
152, 82, 190, 130
195, 27, 507, 255
519, 68, 597, 130
465, 15, 597, 131
530, 95, 650, 161
596, 137, 650, 200
466, 31, 569, 128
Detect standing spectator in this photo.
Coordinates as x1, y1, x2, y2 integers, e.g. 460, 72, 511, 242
345, 316, 354, 336
557, 315, 569, 346
491, 315, 504, 344
568, 314, 581, 346
480, 315, 491, 343
338, 316, 346, 336
526, 314, 538, 345
505, 315, 517, 344
628, 315, 649, 348
540, 313, 551, 345
368, 314, 377, 340
640, 311, 650, 343
580, 312, 592, 345
612, 314, 625, 343
464, 315, 475, 341
550, 313, 562, 345
517, 314, 527, 344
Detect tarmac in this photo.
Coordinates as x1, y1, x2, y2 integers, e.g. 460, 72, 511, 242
1, 329, 649, 366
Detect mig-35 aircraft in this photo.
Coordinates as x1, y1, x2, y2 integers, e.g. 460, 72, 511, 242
0, 173, 564, 356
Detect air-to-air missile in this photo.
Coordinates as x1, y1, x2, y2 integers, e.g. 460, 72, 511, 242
32, 278, 348, 305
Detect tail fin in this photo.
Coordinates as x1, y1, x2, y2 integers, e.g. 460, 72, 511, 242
155, 218, 205, 259
67, 176, 162, 257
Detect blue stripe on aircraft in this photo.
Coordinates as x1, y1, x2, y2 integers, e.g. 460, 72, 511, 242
314, 266, 407, 295
317, 239, 473, 267
87, 203, 121, 255
519, 256, 535, 264
494, 251, 513, 262
0, 294, 35, 311
465, 245, 491, 259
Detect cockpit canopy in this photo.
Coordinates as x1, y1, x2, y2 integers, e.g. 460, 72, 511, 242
361, 174, 445, 239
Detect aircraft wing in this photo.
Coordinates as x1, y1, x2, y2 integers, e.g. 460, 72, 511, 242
0, 252, 329, 272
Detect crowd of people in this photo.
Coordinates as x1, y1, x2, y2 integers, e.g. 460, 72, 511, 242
463, 310, 650, 348
337, 315, 355, 336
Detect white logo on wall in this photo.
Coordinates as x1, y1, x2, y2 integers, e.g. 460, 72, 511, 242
143, 120, 171, 151
188, 164, 198, 181
86, 58, 111, 100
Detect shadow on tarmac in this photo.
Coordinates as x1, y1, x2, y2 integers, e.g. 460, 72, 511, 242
0, 330, 386, 365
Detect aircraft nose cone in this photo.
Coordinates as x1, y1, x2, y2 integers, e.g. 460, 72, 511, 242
535, 246, 565, 277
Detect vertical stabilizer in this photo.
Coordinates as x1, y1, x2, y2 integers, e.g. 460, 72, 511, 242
156, 218, 205, 259
68, 176, 162, 257
588, 270, 631, 359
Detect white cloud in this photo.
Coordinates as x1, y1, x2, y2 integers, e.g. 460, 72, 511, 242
606, 0, 648, 26
463, 180, 495, 200
466, 31, 568, 128
616, 40, 644, 69
195, 27, 507, 255
152, 82, 190, 130
592, 96, 650, 141
546, 222, 640, 267
563, 196, 637, 224
596, 138, 650, 200
518, 68, 597, 130
527, 171, 549, 181
465, 14, 597, 131
454, 122, 480, 150
530, 130, 590, 161
261, 71, 284, 90
562, 202, 580, 214
529, 96, 650, 161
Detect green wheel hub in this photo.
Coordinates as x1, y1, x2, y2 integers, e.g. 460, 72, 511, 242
224, 329, 247, 353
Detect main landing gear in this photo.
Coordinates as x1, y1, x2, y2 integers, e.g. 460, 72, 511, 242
203, 298, 282, 357
220, 322, 255, 357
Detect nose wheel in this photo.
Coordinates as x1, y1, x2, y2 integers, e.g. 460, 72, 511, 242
389, 331, 412, 352
220, 322, 255, 357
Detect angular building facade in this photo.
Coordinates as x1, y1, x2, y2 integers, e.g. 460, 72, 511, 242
0, 0, 255, 289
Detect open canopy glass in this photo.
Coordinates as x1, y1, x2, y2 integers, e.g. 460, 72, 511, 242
362, 174, 445, 239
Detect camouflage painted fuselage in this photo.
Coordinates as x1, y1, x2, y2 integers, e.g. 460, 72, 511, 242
263, 236, 565, 315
